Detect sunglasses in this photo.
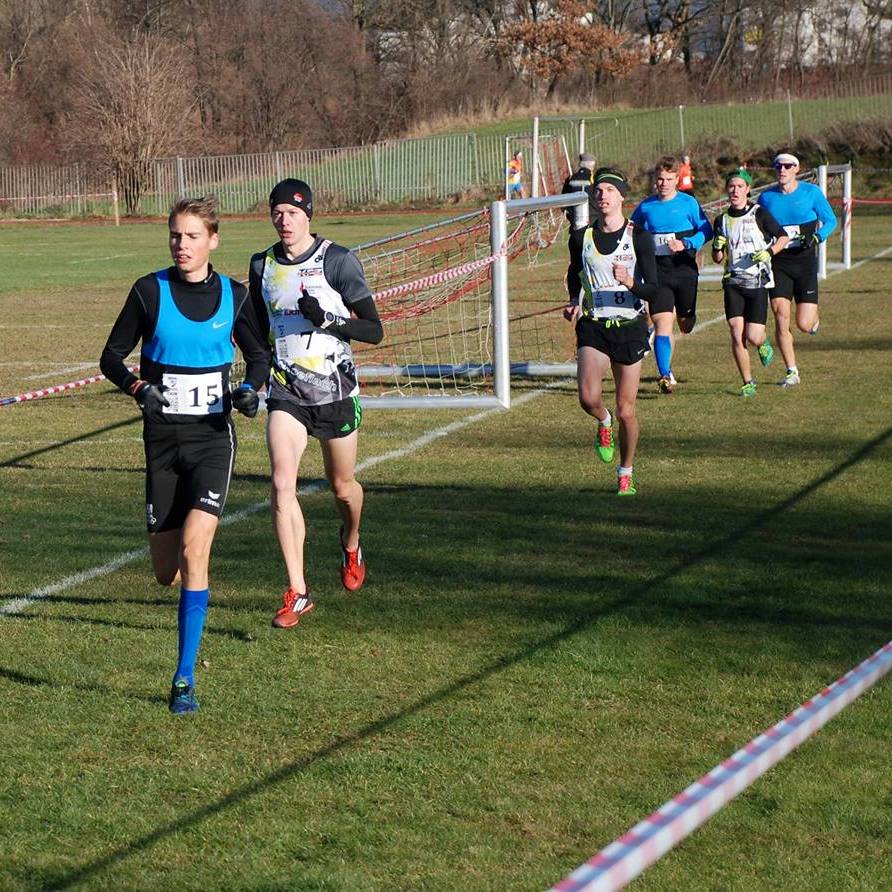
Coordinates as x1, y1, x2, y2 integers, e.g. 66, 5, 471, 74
774, 162, 797, 170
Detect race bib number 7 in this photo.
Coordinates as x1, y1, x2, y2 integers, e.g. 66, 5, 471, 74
276, 332, 337, 376
161, 371, 224, 416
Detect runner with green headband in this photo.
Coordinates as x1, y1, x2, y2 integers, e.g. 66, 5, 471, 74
712, 169, 788, 396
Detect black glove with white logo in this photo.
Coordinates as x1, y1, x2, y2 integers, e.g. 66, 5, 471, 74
129, 380, 170, 420
231, 383, 259, 418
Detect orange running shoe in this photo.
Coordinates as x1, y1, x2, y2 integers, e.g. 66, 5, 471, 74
339, 527, 366, 592
272, 588, 315, 629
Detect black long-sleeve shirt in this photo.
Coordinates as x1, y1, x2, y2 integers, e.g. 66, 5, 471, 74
566, 221, 660, 304
99, 265, 271, 398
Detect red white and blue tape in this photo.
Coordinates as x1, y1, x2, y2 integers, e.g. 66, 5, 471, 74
0, 366, 139, 407
552, 639, 892, 892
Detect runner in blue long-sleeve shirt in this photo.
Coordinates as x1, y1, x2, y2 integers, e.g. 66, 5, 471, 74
631, 157, 712, 394
757, 152, 837, 387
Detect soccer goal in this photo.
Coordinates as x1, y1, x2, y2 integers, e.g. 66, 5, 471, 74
353, 191, 588, 409
504, 132, 571, 200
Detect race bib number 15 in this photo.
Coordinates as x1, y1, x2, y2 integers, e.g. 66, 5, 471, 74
161, 371, 224, 416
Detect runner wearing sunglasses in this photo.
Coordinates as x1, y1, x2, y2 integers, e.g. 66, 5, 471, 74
756, 152, 837, 387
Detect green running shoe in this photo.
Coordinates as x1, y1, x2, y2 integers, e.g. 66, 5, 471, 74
617, 474, 637, 496
739, 380, 757, 397
596, 423, 615, 463
758, 342, 774, 367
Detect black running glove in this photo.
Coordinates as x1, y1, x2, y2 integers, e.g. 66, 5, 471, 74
231, 383, 259, 418
298, 292, 325, 327
129, 380, 170, 419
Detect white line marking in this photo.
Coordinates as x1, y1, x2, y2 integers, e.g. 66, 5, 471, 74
845, 244, 892, 270
69, 253, 136, 264
0, 386, 557, 617
24, 362, 99, 382
1, 549, 148, 616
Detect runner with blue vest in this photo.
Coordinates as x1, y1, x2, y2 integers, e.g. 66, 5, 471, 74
250, 179, 383, 629
631, 156, 712, 394
565, 167, 660, 496
712, 169, 789, 396
100, 196, 270, 714
757, 152, 837, 387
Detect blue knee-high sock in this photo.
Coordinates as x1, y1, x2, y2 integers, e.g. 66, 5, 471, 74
174, 587, 209, 686
654, 335, 672, 377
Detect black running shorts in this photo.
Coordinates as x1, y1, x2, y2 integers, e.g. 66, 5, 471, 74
723, 283, 769, 325
649, 268, 699, 318
267, 395, 363, 440
769, 252, 818, 303
576, 316, 650, 365
143, 418, 236, 533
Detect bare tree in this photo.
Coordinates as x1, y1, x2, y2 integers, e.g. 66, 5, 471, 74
69, 31, 198, 213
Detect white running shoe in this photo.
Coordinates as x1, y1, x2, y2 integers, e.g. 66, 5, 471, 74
668, 372, 678, 386
780, 369, 801, 388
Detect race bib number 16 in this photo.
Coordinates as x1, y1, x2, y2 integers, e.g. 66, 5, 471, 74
161, 371, 224, 416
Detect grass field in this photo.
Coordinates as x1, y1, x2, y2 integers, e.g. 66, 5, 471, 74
1, 206, 891, 891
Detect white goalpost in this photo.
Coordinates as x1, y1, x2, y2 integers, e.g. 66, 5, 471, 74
355, 190, 588, 410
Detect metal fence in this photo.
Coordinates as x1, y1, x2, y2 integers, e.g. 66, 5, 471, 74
1, 75, 889, 219
0, 134, 513, 218
549, 73, 892, 171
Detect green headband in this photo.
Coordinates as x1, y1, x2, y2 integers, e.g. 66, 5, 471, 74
725, 168, 752, 186
593, 172, 629, 196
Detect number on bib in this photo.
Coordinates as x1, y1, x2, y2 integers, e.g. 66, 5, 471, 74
161, 371, 224, 416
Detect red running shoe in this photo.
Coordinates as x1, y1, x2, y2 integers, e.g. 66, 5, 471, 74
272, 588, 315, 629
339, 527, 366, 592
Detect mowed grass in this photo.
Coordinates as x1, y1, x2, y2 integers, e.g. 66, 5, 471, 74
1, 209, 892, 891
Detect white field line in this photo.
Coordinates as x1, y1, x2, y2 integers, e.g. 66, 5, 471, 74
69, 253, 136, 264
0, 387, 554, 617
4, 242, 889, 617
23, 362, 100, 382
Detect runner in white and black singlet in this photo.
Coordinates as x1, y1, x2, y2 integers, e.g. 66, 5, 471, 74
250, 179, 383, 629
565, 167, 660, 496
712, 169, 789, 397
100, 196, 271, 715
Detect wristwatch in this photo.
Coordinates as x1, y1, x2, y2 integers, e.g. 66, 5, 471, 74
320, 311, 337, 330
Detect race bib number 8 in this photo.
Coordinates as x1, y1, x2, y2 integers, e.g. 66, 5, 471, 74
161, 371, 224, 416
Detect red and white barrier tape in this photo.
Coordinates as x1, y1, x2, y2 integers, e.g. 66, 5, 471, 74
372, 250, 503, 302
552, 639, 892, 892
0, 366, 139, 408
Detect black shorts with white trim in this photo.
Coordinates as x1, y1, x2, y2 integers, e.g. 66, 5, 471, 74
143, 417, 236, 533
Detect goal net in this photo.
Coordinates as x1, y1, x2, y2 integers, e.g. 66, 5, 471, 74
353, 195, 577, 407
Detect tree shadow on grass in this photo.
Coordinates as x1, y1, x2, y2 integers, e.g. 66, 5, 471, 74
6, 612, 255, 642
37, 423, 892, 891
0, 416, 140, 469
0, 666, 166, 707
